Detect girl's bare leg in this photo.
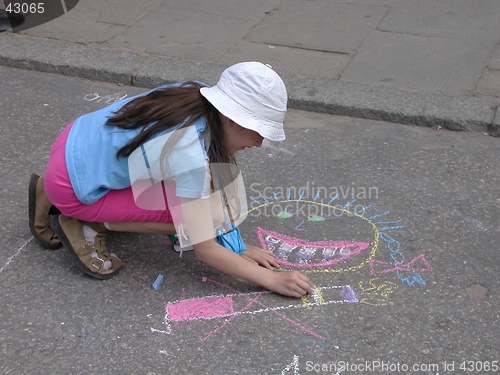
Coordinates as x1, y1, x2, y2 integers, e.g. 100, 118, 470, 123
107, 222, 176, 235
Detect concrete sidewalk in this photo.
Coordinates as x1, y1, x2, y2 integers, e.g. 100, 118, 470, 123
1, 0, 500, 135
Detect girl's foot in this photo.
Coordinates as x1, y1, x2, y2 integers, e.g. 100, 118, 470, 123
28, 174, 62, 249
51, 215, 122, 279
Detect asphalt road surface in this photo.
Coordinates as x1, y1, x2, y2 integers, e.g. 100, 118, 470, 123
1, 66, 498, 374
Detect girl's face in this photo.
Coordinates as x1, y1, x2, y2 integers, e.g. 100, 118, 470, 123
221, 117, 264, 155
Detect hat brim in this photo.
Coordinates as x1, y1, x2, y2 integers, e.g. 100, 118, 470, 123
200, 86, 286, 142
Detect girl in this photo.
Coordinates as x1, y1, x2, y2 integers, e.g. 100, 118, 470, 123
29, 62, 315, 298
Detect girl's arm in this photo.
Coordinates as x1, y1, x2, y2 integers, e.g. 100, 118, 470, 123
180, 197, 315, 297
194, 239, 315, 298
241, 244, 281, 270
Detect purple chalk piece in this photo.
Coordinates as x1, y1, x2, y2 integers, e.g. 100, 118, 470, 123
340, 286, 359, 303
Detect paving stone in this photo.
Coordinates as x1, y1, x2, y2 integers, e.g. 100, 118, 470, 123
378, 0, 500, 42
217, 41, 349, 79
492, 109, 500, 136
107, 6, 256, 61
64, 0, 164, 26
163, 0, 280, 19
341, 31, 494, 96
245, 0, 388, 53
19, 14, 126, 43
133, 55, 225, 88
489, 46, 500, 70
476, 68, 500, 101
329, 0, 397, 5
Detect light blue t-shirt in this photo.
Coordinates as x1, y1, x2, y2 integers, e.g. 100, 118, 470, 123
65, 84, 210, 205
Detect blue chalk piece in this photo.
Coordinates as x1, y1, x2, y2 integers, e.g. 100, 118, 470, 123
152, 274, 164, 290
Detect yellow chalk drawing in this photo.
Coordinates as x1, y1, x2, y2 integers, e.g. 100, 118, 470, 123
358, 278, 398, 306
248, 199, 380, 274
301, 287, 325, 309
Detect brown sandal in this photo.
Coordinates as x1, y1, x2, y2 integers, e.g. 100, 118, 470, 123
29, 174, 62, 249
51, 215, 122, 279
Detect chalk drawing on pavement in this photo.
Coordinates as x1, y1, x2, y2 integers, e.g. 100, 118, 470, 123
83, 92, 128, 104
247, 188, 432, 286
149, 187, 432, 349
160, 277, 358, 343
279, 355, 300, 374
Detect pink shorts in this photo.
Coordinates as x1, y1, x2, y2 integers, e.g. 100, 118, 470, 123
44, 122, 173, 223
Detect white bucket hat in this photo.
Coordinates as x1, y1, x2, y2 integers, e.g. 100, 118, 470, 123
200, 61, 287, 141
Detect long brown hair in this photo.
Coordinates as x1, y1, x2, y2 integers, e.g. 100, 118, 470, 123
106, 82, 243, 221
105, 81, 234, 166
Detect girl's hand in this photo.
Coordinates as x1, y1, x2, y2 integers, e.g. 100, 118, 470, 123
241, 244, 281, 270
268, 270, 316, 298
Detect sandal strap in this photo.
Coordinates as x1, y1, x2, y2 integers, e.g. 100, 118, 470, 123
76, 243, 97, 256
94, 237, 107, 253
53, 215, 122, 278
108, 253, 123, 270
76, 242, 110, 259
90, 255, 106, 271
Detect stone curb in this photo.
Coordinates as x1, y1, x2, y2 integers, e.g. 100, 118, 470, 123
289, 78, 496, 133
1, 33, 498, 136
492, 109, 500, 137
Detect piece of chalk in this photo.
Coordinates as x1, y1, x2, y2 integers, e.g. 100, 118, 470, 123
152, 274, 164, 290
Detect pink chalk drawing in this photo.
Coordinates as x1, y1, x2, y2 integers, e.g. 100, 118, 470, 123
257, 227, 373, 271
163, 277, 359, 342
152, 195, 434, 354
167, 296, 235, 322
247, 194, 433, 286
369, 254, 433, 276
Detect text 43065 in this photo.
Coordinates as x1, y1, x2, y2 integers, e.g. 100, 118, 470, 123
5, 3, 45, 14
